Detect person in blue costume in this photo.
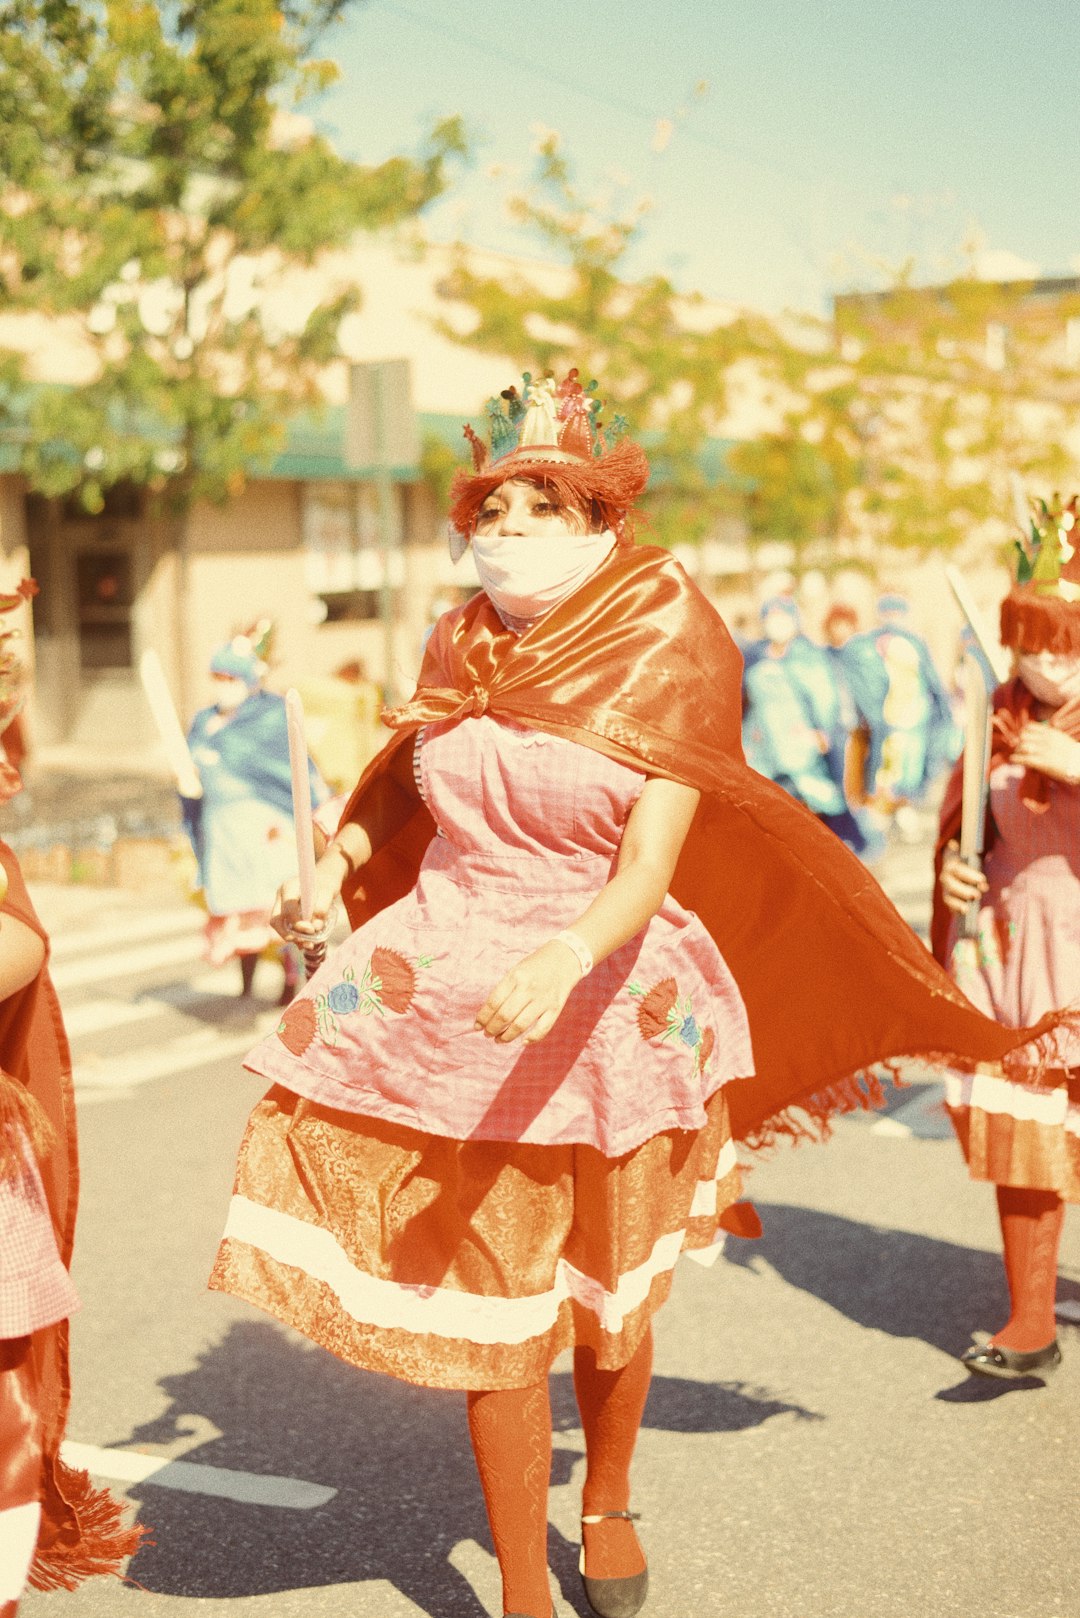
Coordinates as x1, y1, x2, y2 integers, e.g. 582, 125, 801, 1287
741, 595, 867, 851
182, 635, 327, 1002
839, 593, 959, 821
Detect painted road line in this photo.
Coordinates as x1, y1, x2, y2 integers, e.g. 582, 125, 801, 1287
51, 932, 206, 991
64, 979, 264, 1039
61, 1442, 336, 1509
74, 1014, 280, 1092
48, 907, 204, 961
62, 997, 168, 1038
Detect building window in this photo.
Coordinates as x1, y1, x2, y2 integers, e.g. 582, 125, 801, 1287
75, 548, 133, 671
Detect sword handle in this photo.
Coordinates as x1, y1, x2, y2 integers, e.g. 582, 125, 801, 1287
957, 852, 983, 941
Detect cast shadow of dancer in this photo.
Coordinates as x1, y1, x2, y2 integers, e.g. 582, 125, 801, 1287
544, 1370, 823, 1614
722, 1201, 1080, 1402
118, 1321, 819, 1612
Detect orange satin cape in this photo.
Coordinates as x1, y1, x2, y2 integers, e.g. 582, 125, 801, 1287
0, 843, 144, 1590
337, 546, 1063, 1146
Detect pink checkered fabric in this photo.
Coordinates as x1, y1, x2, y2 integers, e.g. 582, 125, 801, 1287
949, 762, 1080, 1068
0, 1125, 80, 1338
247, 716, 755, 1154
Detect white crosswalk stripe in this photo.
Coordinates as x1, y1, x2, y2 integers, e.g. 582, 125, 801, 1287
48, 905, 204, 962
74, 1016, 280, 1092
60, 1441, 337, 1509
43, 899, 287, 1099
51, 931, 206, 991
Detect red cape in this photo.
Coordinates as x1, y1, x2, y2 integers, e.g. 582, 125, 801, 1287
339, 548, 1066, 1145
0, 844, 144, 1590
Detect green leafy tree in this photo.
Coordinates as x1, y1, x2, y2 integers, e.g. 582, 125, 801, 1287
439, 141, 1080, 574
827, 269, 1080, 558
0, 0, 466, 513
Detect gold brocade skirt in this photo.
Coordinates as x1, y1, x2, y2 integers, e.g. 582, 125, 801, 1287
209, 1085, 741, 1390
945, 1067, 1080, 1202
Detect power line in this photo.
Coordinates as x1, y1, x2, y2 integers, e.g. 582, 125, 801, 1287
375, 0, 820, 190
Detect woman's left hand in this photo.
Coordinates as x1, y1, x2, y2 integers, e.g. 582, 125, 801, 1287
475, 940, 584, 1044
1011, 722, 1080, 785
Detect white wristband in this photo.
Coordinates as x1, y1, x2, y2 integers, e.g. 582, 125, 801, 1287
553, 928, 593, 978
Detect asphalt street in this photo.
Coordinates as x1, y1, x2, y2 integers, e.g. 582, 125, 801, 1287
20, 832, 1080, 1618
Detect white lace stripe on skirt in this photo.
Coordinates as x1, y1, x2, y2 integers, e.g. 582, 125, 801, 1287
945, 1070, 1080, 1133
0, 1502, 41, 1600
222, 1163, 733, 1346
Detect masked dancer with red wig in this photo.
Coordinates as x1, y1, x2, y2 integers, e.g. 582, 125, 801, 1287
934, 495, 1080, 1382
212, 373, 1072, 1618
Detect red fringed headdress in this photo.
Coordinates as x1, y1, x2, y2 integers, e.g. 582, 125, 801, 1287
1000, 494, 1080, 655
447, 368, 650, 553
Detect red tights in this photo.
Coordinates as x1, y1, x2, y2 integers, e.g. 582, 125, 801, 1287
992, 1185, 1065, 1352
466, 1327, 653, 1618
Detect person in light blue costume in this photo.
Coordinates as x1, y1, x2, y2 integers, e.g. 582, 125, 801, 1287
742, 595, 867, 852
839, 593, 960, 814
182, 636, 327, 1001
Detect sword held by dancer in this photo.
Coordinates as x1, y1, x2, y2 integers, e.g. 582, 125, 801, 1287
285, 687, 333, 978
942, 566, 1007, 943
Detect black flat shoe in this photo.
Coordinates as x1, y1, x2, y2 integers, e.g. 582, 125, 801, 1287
960, 1339, 1062, 1379
580, 1511, 649, 1618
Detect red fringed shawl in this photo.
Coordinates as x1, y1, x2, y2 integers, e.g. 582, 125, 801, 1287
338, 547, 1068, 1146
0, 843, 146, 1590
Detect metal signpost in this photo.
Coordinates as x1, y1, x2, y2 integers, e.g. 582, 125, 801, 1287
346, 360, 419, 708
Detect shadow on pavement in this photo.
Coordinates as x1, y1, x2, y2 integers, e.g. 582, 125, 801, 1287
552, 1369, 823, 1433
934, 1372, 1055, 1402
119, 1318, 545, 1609
722, 1201, 1008, 1356
116, 1318, 819, 1609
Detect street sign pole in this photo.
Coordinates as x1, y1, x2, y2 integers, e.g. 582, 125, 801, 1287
372, 365, 398, 708
346, 360, 418, 711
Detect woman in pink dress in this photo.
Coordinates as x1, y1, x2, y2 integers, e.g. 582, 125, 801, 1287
934, 495, 1080, 1381
213, 380, 750, 1618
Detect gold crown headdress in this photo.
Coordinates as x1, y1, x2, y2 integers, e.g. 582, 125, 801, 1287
449, 368, 646, 556
464, 369, 629, 471
1013, 495, 1080, 601
1001, 494, 1080, 654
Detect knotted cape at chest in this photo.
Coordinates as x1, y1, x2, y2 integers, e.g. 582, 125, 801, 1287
337, 546, 1070, 1146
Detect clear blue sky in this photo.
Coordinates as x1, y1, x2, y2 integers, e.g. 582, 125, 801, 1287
312, 0, 1080, 314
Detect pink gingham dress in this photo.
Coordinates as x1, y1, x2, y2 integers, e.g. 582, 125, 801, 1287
949, 761, 1080, 1065
0, 1124, 80, 1338
246, 715, 754, 1155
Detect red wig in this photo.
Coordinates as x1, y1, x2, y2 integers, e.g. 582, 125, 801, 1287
448, 439, 650, 544
1000, 587, 1080, 655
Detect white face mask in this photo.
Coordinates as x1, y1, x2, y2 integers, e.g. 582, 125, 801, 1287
471, 528, 617, 620
763, 610, 798, 647
213, 677, 251, 712
1017, 651, 1080, 707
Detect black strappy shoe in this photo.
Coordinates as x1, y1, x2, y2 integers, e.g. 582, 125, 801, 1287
579, 1510, 649, 1618
960, 1338, 1061, 1379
